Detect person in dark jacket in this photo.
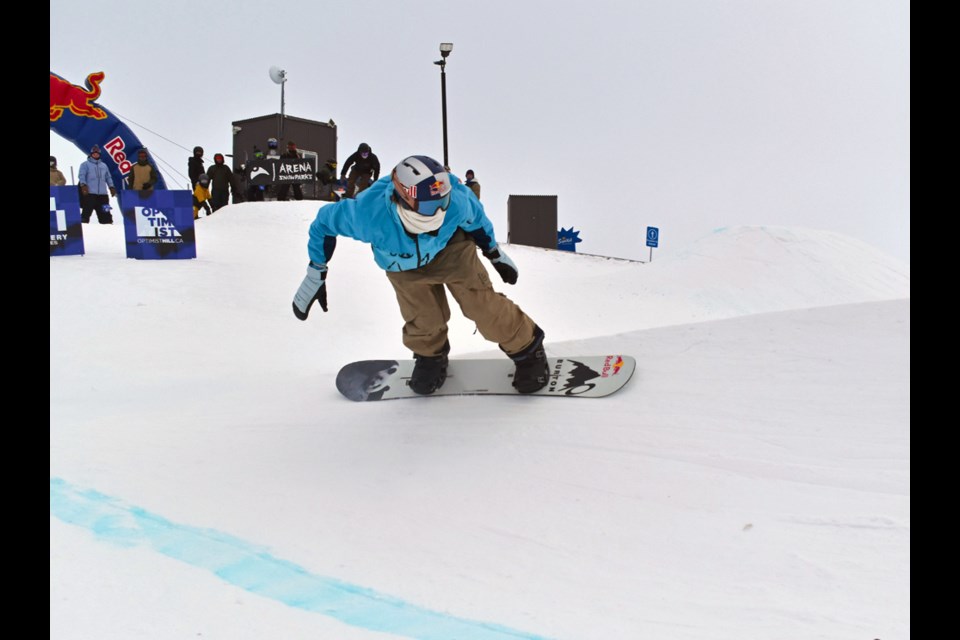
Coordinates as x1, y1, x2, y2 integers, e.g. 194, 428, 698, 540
245, 148, 266, 202
276, 140, 304, 201
229, 166, 246, 204
340, 142, 380, 198
206, 153, 233, 211
188, 146, 205, 188
264, 139, 281, 200
315, 158, 340, 202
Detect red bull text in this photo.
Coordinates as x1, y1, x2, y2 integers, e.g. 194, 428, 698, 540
104, 136, 133, 175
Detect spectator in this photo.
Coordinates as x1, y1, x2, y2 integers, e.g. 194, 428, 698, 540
50, 155, 67, 186
464, 169, 481, 200
315, 158, 340, 202
193, 174, 212, 219
206, 153, 233, 211
127, 148, 158, 194
78, 145, 116, 224
229, 166, 246, 204
265, 137, 281, 159
340, 142, 380, 198
264, 138, 281, 200
292, 154, 549, 395
245, 148, 266, 202
276, 140, 304, 201
188, 146, 205, 188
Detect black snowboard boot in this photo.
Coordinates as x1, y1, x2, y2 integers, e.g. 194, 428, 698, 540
409, 341, 450, 395
508, 326, 549, 393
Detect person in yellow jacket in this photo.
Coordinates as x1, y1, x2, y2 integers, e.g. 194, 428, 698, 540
193, 174, 212, 219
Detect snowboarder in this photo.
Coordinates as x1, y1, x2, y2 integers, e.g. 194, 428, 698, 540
292, 154, 549, 395
339, 142, 380, 198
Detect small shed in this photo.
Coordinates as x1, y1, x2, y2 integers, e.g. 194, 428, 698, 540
507, 195, 558, 250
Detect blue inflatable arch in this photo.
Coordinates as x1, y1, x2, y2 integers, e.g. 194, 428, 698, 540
50, 71, 167, 190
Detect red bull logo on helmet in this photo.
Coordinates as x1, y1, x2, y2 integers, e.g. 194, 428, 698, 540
49, 72, 107, 121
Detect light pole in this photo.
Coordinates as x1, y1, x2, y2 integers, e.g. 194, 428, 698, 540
269, 66, 287, 141
434, 43, 453, 169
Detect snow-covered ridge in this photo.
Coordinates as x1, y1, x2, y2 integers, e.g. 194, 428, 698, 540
58, 206, 910, 351
497, 223, 909, 341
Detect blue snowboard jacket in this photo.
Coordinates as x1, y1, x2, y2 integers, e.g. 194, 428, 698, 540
78, 156, 115, 196
306, 174, 499, 272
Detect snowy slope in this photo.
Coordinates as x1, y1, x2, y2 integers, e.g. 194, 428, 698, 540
50, 203, 910, 640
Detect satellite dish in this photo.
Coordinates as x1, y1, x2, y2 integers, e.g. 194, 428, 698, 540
269, 66, 287, 84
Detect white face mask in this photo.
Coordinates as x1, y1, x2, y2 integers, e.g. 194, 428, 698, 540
396, 203, 446, 234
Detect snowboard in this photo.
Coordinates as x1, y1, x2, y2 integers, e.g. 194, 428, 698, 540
335, 355, 636, 401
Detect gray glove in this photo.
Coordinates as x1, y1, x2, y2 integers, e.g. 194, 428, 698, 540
292, 262, 328, 320
483, 246, 518, 285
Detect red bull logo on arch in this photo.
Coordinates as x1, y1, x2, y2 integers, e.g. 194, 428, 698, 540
50, 72, 107, 121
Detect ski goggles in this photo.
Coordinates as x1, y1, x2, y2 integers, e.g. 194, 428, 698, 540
415, 193, 451, 216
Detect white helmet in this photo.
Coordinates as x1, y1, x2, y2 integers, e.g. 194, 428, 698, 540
391, 155, 451, 216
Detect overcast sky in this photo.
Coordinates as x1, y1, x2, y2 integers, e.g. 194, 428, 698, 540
50, 0, 910, 263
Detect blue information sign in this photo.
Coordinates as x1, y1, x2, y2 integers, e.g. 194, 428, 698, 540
646, 226, 659, 248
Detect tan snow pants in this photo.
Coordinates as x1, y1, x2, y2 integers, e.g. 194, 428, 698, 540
385, 229, 538, 358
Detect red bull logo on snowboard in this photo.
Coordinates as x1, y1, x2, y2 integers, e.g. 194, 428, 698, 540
602, 356, 625, 377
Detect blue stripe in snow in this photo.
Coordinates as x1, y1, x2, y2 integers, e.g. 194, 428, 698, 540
50, 478, 554, 640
